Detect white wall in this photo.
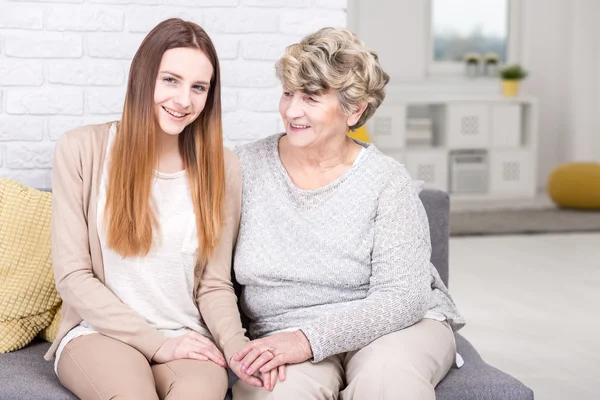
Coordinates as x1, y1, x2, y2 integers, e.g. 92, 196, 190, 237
566, 0, 600, 163
519, 0, 572, 187
0, 0, 347, 189
349, 0, 427, 82
3, 0, 596, 190
349, 0, 600, 190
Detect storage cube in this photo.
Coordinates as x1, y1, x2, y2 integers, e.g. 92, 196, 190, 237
404, 149, 448, 192
366, 104, 406, 150
449, 150, 489, 194
446, 104, 490, 149
491, 104, 522, 148
489, 149, 533, 196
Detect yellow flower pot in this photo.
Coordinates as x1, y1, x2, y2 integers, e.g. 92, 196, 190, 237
502, 80, 520, 97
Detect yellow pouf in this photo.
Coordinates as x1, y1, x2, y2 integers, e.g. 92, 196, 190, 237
547, 163, 600, 210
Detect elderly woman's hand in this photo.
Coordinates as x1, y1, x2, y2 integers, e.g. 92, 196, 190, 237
233, 330, 313, 375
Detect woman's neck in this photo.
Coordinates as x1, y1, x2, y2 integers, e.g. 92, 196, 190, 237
156, 131, 184, 173
279, 133, 362, 190
281, 134, 360, 173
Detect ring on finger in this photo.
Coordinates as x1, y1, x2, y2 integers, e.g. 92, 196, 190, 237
258, 348, 274, 363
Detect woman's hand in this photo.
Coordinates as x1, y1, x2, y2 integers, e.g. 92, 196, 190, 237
261, 365, 287, 392
229, 356, 286, 391
152, 331, 227, 367
228, 357, 264, 388
233, 330, 313, 375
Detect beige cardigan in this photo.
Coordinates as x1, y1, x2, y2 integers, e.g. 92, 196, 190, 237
44, 122, 248, 363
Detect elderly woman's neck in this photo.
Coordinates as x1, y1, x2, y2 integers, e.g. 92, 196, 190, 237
281, 134, 361, 172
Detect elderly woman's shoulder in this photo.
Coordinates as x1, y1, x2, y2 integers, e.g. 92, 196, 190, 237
368, 145, 413, 182
364, 148, 423, 201
233, 134, 280, 165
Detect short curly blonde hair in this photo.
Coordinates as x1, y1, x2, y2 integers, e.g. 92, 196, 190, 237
275, 27, 390, 130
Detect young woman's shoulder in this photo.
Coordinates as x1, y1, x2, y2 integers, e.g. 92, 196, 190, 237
54, 121, 114, 168
223, 146, 241, 179
56, 121, 114, 156
62, 121, 112, 144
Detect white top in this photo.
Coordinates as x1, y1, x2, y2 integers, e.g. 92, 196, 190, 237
54, 123, 210, 374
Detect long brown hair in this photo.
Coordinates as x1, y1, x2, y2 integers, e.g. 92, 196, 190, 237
104, 18, 225, 263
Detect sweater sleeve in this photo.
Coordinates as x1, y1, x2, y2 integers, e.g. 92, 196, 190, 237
197, 149, 249, 363
51, 133, 168, 361
300, 167, 432, 362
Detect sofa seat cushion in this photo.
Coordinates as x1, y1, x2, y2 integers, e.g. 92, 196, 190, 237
436, 333, 534, 400
0, 340, 75, 400
0, 335, 533, 400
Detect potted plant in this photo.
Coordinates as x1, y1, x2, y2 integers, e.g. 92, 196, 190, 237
463, 52, 481, 78
483, 52, 500, 77
499, 65, 528, 96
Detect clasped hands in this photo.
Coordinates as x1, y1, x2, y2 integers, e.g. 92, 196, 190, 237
152, 330, 312, 392
229, 330, 313, 391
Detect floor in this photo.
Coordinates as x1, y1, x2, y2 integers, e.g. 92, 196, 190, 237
450, 192, 555, 213
449, 232, 600, 400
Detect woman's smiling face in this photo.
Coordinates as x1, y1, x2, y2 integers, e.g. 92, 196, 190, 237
153, 47, 213, 136
279, 89, 356, 149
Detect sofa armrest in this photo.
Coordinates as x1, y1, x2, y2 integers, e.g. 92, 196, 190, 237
418, 189, 450, 287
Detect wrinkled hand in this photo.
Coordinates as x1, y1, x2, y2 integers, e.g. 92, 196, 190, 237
233, 330, 313, 375
152, 331, 226, 367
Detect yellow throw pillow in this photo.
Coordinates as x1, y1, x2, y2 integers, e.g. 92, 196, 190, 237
0, 178, 60, 352
39, 306, 61, 343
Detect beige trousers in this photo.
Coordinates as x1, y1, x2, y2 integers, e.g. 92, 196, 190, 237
233, 319, 456, 400
57, 334, 228, 400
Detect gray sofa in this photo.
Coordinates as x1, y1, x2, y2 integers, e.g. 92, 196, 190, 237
0, 189, 534, 400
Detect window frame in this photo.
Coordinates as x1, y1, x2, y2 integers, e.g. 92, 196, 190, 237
426, 0, 522, 78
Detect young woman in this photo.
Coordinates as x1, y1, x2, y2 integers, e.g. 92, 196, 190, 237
45, 18, 260, 399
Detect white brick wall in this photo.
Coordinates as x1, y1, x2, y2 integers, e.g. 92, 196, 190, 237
0, 0, 347, 189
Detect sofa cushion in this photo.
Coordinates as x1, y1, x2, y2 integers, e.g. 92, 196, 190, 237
0, 335, 533, 400
0, 340, 75, 399
420, 189, 450, 287
0, 179, 61, 353
436, 334, 534, 400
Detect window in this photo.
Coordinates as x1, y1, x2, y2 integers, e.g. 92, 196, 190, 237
429, 0, 516, 77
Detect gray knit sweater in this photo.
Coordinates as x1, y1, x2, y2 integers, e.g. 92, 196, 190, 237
234, 134, 465, 362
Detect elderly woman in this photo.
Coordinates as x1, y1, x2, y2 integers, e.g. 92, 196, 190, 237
229, 27, 465, 399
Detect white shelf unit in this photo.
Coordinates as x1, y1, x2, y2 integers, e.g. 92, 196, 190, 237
366, 95, 539, 201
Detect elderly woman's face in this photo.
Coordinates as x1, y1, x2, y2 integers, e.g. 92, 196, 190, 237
279, 89, 351, 148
